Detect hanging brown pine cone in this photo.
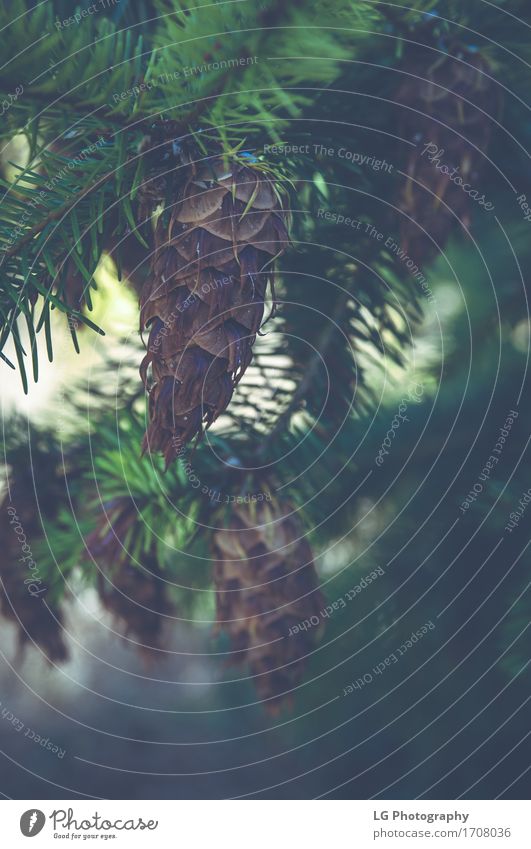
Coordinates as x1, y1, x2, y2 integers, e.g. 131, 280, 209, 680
396, 46, 501, 264
87, 499, 172, 655
139, 155, 289, 466
212, 499, 324, 712
0, 495, 68, 663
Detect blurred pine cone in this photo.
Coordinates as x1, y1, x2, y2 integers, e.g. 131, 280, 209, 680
139, 155, 289, 465
212, 499, 323, 712
87, 499, 172, 656
397, 47, 501, 264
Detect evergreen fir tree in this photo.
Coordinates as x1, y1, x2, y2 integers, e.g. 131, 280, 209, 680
0, 0, 529, 739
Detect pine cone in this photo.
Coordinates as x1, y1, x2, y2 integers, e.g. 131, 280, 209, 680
396, 47, 500, 264
139, 156, 289, 465
0, 496, 68, 663
212, 499, 324, 712
88, 499, 172, 655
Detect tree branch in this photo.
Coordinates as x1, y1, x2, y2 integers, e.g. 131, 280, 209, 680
257, 286, 353, 461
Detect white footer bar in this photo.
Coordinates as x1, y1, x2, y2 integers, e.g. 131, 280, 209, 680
3, 799, 528, 847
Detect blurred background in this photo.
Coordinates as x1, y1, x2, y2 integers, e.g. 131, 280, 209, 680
0, 0, 529, 799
